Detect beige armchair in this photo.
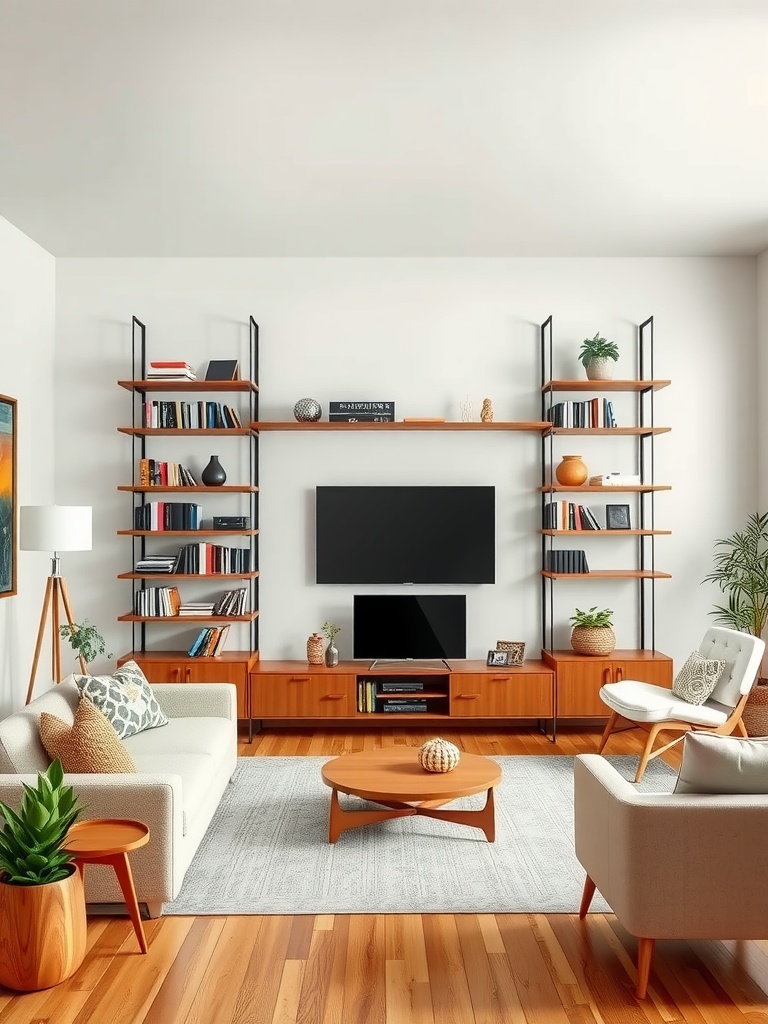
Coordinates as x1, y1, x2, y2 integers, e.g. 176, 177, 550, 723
574, 753, 768, 998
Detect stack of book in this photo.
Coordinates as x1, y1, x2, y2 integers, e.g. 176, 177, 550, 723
134, 586, 181, 616
588, 473, 642, 486
212, 588, 248, 616
175, 543, 251, 574
134, 554, 179, 574
147, 361, 197, 380
142, 400, 241, 429
134, 501, 203, 531
178, 600, 216, 616
544, 550, 590, 574
329, 401, 395, 423
546, 399, 616, 428
544, 501, 602, 530
187, 624, 230, 657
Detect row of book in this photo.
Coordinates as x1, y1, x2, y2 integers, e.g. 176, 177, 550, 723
134, 502, 204, 531
142, 401, 242, 430
132, 586, 249, 617
138, 460, 197, 487
145, 359, 240, 381
546, 399, 617, 428
544, 549, 590, 574
328, 401, 395, 422
135, 544, 251, 574
187, 625, 230, 657
544, 501, 602, 531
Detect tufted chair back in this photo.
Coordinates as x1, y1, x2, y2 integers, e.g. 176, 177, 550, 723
699, 626, 765, 707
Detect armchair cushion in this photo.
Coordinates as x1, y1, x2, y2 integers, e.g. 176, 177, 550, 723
671, 650, 725, 705
73, 660, 168, 739
675, 732, 768, 794
599, 680, 730, 726
39, 696, 137, 773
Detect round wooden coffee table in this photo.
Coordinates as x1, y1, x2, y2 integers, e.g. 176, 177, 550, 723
321, 749, 502, 843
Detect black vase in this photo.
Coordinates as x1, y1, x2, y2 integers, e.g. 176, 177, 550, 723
201, 455, 227, 486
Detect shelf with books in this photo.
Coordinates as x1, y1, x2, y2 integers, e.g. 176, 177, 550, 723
541, 379, 671, 394
119, 316, 260, 734
251, 420, 550, 432
541, 529, 671, 537
541, 569, 672, 580
540, 484, 671, 493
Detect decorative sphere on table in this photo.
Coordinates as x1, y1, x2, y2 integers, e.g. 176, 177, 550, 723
418, 737, 461, 773
293, 398, 322, 422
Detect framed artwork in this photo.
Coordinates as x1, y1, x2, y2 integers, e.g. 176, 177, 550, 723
495, 640, 526, 666
487, 650, 509, 667
0, 395, 16, 598
606, 503, 631, 530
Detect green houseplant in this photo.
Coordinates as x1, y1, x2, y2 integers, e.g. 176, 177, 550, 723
0, 758, 87, 990
703, 512, 768, 733
59, 619, 113, 668
578, 333, 619, 381
569, 606, 616, 656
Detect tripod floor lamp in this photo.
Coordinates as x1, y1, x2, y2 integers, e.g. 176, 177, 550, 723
21, 505, 92, 704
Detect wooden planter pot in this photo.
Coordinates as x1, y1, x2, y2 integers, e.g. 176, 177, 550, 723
0, 865, 87, 991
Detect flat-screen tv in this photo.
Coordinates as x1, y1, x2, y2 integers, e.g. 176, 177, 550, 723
353, 595, 466, 660
316, 485, 495, 584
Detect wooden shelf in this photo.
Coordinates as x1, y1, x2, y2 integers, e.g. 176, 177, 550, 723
542, 648, 672, 663
541, 569, 671, 580
355, 713, 451, 720
117, 485, 259, 493
118, 380, 259, 394
118, 427, 254, 437
546, 426, 670, 436
542, 380, 670, 394
118, 529, 258, 537
118, 571, 260, 580
540, 485, 671, 493
540, 529, 671, 536
121, 650, 256, 664
251, 420, 550, 432
118, 611, 259, 623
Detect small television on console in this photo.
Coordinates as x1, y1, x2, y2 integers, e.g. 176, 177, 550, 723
353, 594, 467, 661
315, 485, 495, 584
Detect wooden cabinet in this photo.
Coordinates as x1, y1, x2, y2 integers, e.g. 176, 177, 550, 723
119, 651, 258, 720
251, 671, 355, 718
542, 649, 673, 719
449, 663, 553, 718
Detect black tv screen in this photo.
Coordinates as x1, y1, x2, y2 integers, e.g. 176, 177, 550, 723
315, 486, 495, 584
353, 595, 467, 660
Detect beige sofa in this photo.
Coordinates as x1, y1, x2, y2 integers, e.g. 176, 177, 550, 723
0, 680, 238, 917
574, 753, 768, 997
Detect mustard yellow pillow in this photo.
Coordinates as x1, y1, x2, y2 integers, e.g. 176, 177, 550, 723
39, 696, 136, 773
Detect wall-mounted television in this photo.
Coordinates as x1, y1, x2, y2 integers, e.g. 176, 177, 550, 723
353, 594, 466, 660
315, 485, 495, 584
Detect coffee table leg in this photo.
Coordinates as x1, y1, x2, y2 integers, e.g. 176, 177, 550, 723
328, 787, 417, 843
415, 786, 496, 841
110, 853, 148, 953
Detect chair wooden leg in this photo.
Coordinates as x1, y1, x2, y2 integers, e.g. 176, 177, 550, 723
736, 718, 749, 738
598, 712, 619, 754
579, 876, 596, 919
634, 724, 665, 783
636, 937, 655, 999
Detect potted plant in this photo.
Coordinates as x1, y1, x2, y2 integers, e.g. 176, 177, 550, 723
703, 511, 768, 734
0, 758, 86, 990
59, 619, 113, 671
322, 621, 341, 668
578, 332, 620, 381
570, 606, 616, 656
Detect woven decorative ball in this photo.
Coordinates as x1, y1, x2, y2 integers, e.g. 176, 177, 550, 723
293, 398, 322, 422
570, 626, 616, 657
418, 738, 461, 773
307, 633, 325, 665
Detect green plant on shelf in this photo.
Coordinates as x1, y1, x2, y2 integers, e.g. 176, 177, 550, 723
59, 620, 113, 665
569, 606, 614, 629
321, 621, 341, 644
578, 333, 619, 368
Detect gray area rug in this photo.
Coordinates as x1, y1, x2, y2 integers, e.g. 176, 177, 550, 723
165, 754, 675, 916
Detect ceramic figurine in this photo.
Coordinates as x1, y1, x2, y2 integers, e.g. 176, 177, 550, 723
481, 398, 493, 422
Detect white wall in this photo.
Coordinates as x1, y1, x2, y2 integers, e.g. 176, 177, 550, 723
0, 217, 56, 713
759, 249, 768, 511
54, 258, 757, 671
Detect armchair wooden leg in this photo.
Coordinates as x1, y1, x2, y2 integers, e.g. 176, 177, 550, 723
636, 937, 655, 999
736, 718, 749, 738
579, 876, 596, 919
634, 724, 666, 783
598, 712, 619, 754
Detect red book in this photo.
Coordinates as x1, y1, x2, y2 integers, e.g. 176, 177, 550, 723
149, 361, 192, 368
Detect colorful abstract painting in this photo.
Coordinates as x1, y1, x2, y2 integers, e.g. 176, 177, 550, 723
0, 396, 16, 597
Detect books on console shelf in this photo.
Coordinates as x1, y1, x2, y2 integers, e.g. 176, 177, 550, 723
139, 459, 198, 487
544, 500, 602, 531
187, 624, 230, 656
544, 550, 590, 574
588, 473, 642, 487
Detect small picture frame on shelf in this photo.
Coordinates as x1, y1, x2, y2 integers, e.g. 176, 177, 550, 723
487, 650, 509, 667
495, 640, 525, 666
606, 503, 631, 530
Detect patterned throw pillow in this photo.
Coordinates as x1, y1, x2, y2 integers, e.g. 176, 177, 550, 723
73, 660, 168, 739
39, 696, 137, 773
671, 650, 726, 705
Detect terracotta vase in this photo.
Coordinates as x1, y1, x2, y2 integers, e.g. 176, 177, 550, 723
0, 866, 87, 991
555, 455, 588, 487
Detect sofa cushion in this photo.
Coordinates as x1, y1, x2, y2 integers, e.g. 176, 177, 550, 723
675, 732, 768, 794
73, 661, 168, 740
671, 651, 725, 705
599, 680, 731, 726
39, 696, 137, 773
0, 681, 80, 774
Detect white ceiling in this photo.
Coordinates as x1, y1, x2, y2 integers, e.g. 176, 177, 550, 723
1, 1, 767, 257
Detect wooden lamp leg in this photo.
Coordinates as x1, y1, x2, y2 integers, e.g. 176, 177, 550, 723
58, 576, 87, 675
25, 577, 54, 705
51, 578, 61, 683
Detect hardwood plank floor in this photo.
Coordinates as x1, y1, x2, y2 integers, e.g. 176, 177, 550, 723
2, 725, 765, 1023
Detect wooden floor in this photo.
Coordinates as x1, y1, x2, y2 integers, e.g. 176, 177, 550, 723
3, 725, 768, 1023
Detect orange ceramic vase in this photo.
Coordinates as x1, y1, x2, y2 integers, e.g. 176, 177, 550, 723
555, 455, 588, 487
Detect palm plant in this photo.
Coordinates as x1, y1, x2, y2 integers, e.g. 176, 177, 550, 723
703, 512, 768, 637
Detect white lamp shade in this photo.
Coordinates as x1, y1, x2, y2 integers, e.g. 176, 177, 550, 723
20, 506, 92, 552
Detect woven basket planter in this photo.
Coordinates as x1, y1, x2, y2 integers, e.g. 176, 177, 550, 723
418, 738, 461, 773
570, 626, 616, 657
306, 633, 325, 665
742, 681, 768, 737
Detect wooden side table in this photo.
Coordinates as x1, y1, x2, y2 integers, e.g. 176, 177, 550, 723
64, 818, 150, 953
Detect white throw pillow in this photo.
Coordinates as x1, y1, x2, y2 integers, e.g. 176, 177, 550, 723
671, 650, 725, 705
675, 732, 768, 794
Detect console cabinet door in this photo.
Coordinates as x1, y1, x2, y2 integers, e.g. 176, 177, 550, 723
556, 661, 612, 718
124, 657, 249, 719
252, 674, 354, 718
450, 673, 553, 717
613, 659, 673, 687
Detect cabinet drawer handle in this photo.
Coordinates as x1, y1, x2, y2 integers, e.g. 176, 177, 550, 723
171, 668, 180, 683
184, 668, 191, 683
457, 693, 480, 700
603, 668, 611, 685
615, 667, 623, 682
289, 676, 311, 682
326, 694, 346, 700
491, 676, 511, 682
